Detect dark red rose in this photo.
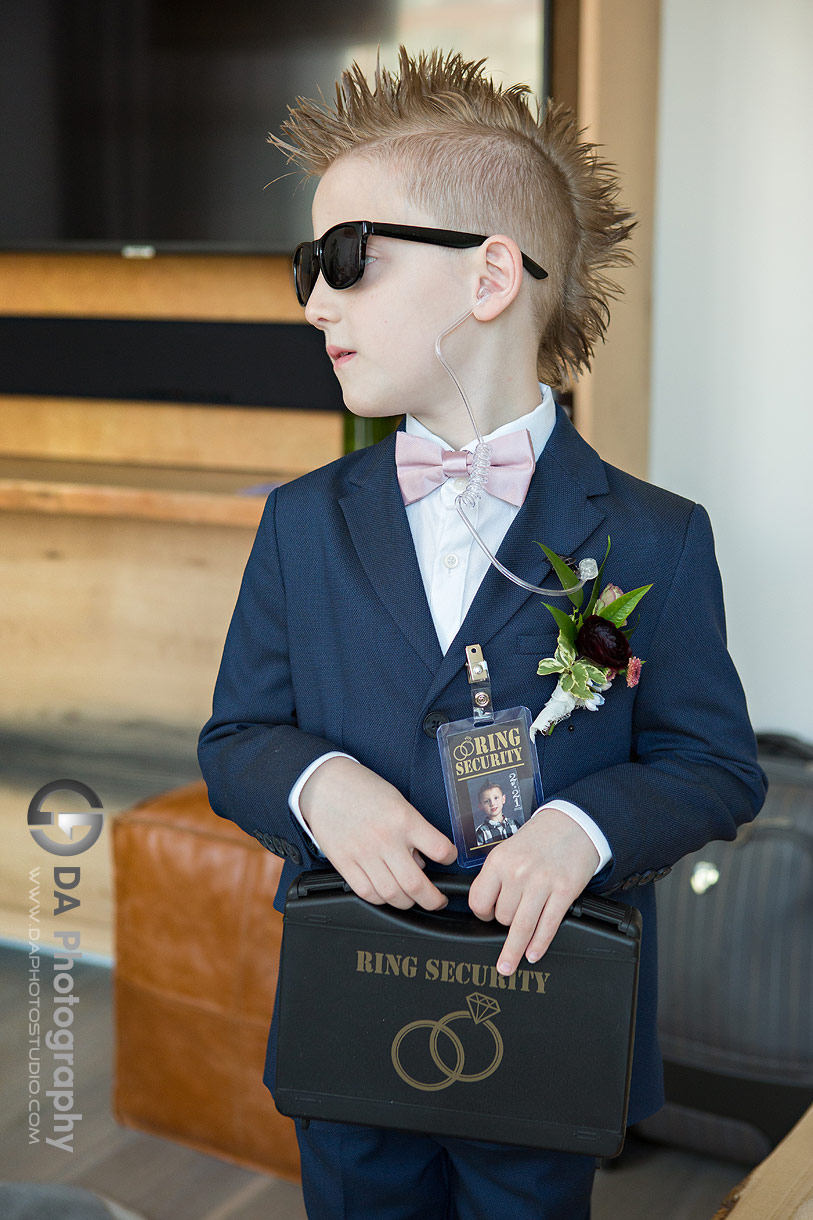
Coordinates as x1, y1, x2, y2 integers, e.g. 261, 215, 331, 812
576, 615, 631, 669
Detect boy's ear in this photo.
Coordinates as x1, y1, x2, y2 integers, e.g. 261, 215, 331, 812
472, 235, 524, 319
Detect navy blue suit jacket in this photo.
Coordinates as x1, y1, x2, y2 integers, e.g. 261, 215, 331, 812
198, 405, 766, 1124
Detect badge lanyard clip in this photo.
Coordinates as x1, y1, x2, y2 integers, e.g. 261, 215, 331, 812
465, 644, 493, 726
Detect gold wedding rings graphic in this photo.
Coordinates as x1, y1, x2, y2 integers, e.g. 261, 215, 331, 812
391, 993, 504, 1092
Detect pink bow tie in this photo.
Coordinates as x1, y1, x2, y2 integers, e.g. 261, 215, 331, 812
395, 430, 536, 507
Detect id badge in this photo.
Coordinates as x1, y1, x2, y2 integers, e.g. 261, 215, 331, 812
436, 647, 544, 869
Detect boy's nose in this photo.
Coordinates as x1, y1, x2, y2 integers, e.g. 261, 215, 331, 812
304, 272, 341, 328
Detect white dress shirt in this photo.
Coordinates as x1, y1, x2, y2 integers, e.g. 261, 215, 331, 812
289, 388, 612, 875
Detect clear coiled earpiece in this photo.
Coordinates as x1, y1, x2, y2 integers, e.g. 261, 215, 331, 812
433, 303, 598, 595
456, 440, 492, 509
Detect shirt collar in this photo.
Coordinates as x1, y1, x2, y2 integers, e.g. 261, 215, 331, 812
404, 383, 557, 463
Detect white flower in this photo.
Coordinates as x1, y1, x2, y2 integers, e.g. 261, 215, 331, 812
531, 675, 616, 736
530, 681, 578, 737
582, 690, 605, 711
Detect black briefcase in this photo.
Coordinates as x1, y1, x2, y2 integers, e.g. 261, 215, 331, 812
275, 871, 641, 1157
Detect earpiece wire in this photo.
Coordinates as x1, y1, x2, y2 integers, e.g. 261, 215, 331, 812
433, 306, 597, 597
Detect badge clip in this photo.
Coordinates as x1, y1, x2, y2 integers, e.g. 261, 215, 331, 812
465, 643, 493, 725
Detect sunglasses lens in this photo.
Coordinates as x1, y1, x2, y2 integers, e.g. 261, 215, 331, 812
293, 244, 317, 305
322, 225, 362, 291
293, 225, 365, 304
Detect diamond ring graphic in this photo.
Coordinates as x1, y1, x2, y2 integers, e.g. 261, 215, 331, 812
391, 993, 504, 1092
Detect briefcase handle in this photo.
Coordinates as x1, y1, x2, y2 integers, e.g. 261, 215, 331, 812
292, 869, 472, 901
427, 875, 637, 934
291, 869, 637, 933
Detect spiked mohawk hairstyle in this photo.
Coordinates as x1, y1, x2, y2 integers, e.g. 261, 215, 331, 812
270, 47, 635, 387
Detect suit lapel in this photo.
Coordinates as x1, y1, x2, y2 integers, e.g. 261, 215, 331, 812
338, 433, 444, 676
423, 407, 611, 705
338, 408, 611, 698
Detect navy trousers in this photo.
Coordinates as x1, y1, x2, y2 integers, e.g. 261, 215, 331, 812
294, 1119, 595, 1220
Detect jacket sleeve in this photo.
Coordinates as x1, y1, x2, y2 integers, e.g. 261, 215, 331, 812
197, 489, 337, 868
553, 503, 767, 894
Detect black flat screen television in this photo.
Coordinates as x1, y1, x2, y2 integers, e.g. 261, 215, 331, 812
0, 0, 399, 254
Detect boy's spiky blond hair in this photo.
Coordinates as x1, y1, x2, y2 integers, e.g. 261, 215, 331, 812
270, 47, 635, 387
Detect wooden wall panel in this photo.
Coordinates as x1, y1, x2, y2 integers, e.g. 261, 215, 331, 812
0, 511, 254, 729
0, 253, 300, 321
0, 397, 342, 473
0, 252, 342, 731
574, 0, 660, 480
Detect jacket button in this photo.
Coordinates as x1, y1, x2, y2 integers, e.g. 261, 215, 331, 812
654, 866, 672, 881
640, 869, 657, 884
423, 710, 450, 738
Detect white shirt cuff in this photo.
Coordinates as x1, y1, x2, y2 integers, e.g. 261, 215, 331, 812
288, 751, 356, 855
530, 800, 613, 876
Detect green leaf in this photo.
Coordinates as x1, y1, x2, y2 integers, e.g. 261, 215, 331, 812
581, 662, 609, 685
537, 658, 564, 676
541, 602, 577, 648
559, 671, 576, 694
570, 678, 593, 701
622, 612, 642, 641
536, 543, 583, 609
583, 536, 612, 618
598, 584, 652, 627
555, 635, 576, 669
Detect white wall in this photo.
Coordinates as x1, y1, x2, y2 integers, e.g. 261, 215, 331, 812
650, 0, 813, 740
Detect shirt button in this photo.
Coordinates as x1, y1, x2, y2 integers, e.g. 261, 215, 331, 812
453, 477, 469, 492
443, 554, 459, 569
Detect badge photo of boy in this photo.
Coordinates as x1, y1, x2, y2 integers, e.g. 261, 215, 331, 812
474, 781, 518, 846
198, 48, 766, 1220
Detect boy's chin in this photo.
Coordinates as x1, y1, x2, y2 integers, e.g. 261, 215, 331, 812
343, 399, 400, 420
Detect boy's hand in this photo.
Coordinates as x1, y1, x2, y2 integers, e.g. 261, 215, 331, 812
299, 756, 457, 911
468, 809, 599, 975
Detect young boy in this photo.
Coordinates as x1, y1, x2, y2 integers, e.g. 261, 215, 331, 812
474, 782, 518, 845
198, 48, 765, 1220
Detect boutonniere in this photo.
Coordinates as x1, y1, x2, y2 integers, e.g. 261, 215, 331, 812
529, 539, 651, 738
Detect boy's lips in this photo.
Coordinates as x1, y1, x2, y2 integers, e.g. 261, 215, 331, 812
326, 345, 356, 368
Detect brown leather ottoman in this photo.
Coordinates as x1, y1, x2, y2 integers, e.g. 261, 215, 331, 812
112, 780, 300, 1180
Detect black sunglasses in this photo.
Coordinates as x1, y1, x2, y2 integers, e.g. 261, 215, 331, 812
292, 220, 548, 306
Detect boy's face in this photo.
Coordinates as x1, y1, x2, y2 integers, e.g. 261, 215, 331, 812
305, 155, 477, 427
478, 786, 506, 821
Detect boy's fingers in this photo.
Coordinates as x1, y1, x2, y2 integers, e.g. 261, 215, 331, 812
398, 866, 450, 912
384, 850, 450, 911
467, 869, 501, 921
363, 858, 422, 910
495, 898, 546, 974
493, 888, 522, 928
498, 893, 572, 973
524, 893, 572, 963
412, 820, 457, 866
339, 859, 386, 907
353, 850, 448, 912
